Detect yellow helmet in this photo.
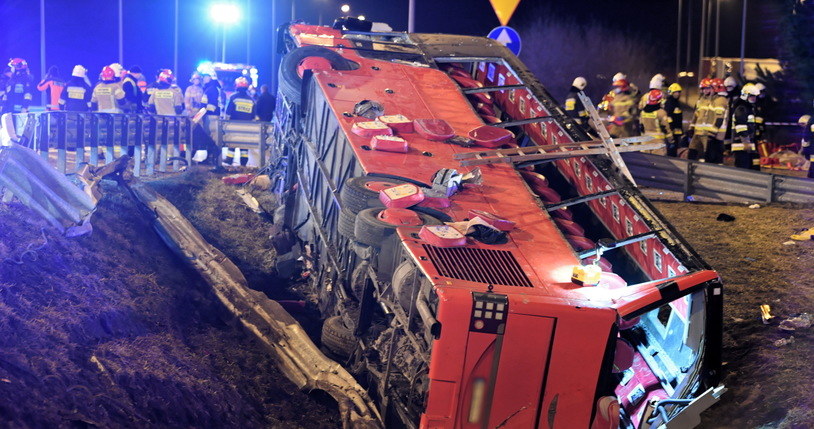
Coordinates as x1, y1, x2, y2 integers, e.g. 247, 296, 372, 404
668, 83, 682, 93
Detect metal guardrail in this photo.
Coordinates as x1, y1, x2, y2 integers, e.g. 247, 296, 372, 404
208, 118, 272, 167
622, 151, 814, 204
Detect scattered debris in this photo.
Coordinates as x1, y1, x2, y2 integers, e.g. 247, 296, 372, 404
222, 173, 254, 185
744, 257, 756, 262
783, 241, 797, 246
748, 204, 761, 209
716, 213, 736, 222
760, 305, 774, 324
790, 227, 814, 241
779, 313, 812, 332
774, 336, 795, 347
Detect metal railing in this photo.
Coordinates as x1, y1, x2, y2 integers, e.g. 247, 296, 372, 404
622, 151, 814, 204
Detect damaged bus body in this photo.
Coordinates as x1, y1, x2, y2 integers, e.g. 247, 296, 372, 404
270, 22, 724, 429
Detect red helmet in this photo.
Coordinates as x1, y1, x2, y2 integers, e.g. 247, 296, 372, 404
646, 89, 664, 105
8, 58, 27, 71
235, 76, 250, 89
612, 79, 630, 91
157, 69, 174, 84
100, 66, 116, 81
711, 78, 726, 93
699, 78, 713, 89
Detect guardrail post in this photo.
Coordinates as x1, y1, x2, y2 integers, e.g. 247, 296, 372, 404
104, 114, 115, 164
75, 113, 86, 170
146, 117, 157, 176
89, 114, 99, 166
185, 118, 193, 167
172, 118, 181, 172
133, 116, 143, 177
120, 115, 129, 159
38, 113, 50, 160
766, 174, 776, 203
682, 161, 694, 200
159, 117, 169, 173
56, 112, 67, 173
260, 122, 268, 167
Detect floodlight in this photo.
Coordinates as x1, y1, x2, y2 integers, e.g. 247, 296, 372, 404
210, 3, 241, 25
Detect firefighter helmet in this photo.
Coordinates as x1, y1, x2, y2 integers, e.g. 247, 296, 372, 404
668, 83, 682, 93
72, 65, 87, 78
612, 79, 630, 91
754, 82, 766, 94
157, 69, 174, 84
649, 73, 665, 90
740, 83, 759, 101
109, 63, 124, 77
100, 66, 116, 81
8, 58, 27, 72
711, 78, 726, 93
799, 115, 811, 127
190, 72, 201, 83
699, 78, 713, 89
646, 89, 663, 105
724, 76, 737, 91
572, 76, 587, 91
612, 72, 627, 82
235, 76, 250, 89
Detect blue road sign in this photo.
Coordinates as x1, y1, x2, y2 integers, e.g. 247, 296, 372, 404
487, 26, 522, 56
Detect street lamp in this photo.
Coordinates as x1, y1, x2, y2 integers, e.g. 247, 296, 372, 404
358, 15, 365, 20
341, 4, 350, 13
210, 3, 241, 62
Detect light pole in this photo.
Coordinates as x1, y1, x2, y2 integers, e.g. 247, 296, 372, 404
209, 3, 241, 63
740, 0, 747, 76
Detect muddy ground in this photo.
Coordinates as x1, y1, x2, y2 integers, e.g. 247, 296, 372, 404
0, 166, 813, 428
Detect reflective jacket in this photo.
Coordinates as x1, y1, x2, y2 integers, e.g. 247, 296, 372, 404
59, 77, 92, 112
690, 94, 713, 136
120, 73, 142, 113
148, 83, 184, 116
225, 89, 256, 120
708, 93, 729, 141
731, 99, 756, 150
201, 81, 222, 116
663, 96, 683, 138
640, 104, 670, 143
563, 86, 588, 124
3, 72, 34, 114
37, 78, 65, 111
92, 81, 125, 113
184, 84, 204, 114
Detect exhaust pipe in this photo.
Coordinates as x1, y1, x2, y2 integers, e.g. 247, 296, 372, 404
416, 294, 441, 339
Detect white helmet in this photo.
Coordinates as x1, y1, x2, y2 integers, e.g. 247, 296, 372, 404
72, 65, 87, 78
740, 83, 760, 101
572, 76, 587, 90
612, 72, 627, 82
798, 115, 811, 127
724, 76, 737, 90
649, 73, 665, 89
754, 82, 766, 94
109, 63, 124, 77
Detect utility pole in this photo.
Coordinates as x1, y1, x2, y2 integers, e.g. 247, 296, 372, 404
408, 0, 415, 33
676, 0, 683, 78
118, 0, 124, 64
40, 0, 46, 107
740, 0, 747, 76
698, 0, 707, 81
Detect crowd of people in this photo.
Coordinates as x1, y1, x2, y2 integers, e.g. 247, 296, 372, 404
0, 57, 276, 123
562, 72, 813, 175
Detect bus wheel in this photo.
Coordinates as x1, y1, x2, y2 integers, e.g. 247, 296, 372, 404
341, 176, 408, 214
354, 208, 442, 247
338, 208, 357, 239
279, 46, 358, 103
321, 316, 356, 358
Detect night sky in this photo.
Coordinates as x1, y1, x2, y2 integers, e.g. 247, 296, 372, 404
0, 0, 783, 93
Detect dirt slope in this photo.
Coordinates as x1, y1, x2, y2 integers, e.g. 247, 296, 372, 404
0, 172, 339, 428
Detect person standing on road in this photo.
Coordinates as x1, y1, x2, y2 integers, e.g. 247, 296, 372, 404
798, 98, 814, 179
147, 69, 183, 116
563, 77, 590, 131
639, 89, 669, 155
2, 58, 34, 114
223, 77, 255, 166
119, 66, 143, 113
255, 84, 275, 122
59, 65, 92, 112
722, 76, 740, 153
184, 72, 204, 116
687, 78, 714, 160
36, 66, 65, 111
731, 83, 761, 170
639, 73, 666, 110
200, 73, 223, 117
663, 83, 684, 156
705, 78, 729, 164
92, 66, 125, 113
606, 78, 638, 138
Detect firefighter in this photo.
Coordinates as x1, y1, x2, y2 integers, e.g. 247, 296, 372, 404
147, 69, 183, 116
59, 65, 92, 112
687, 78, 714, 160
92, 66, 126, 113
639, 89, 669, 155
753, 82, 769, 143
722, 76, 740, 152
563, 77, 589, 130
36, 66, 65, 111
184, 72, 204, 115
705, 78, 729, 164
606, 78, 638, 138
799, 98, 814, 179
223, 76, 255, 166
664, 83, 684, 156
2, 58, 34, 114
119, 66, 143, 113
201, 73, 222, 116
731, 83, 761, 170
639, 73, 666, 110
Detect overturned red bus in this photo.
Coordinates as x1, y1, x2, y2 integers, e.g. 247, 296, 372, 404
269, 21, 725, 429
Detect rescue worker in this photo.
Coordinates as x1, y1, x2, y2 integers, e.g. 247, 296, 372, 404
119, 66, 143, 113
606, 78, 638, 138
256, 84, 275, 122
563, 77, 589, 130
639, 89, 669, 155
59, 65, 92, 112
664, 83, 684, 156
753, 82, 769, 143
731, 83, 761, 170
129, 66, 148, 94
36, 66, 65, 111
184, 72, 204, 115
223, 76, 255, 166
92, 66, 125, 113
704, 78, 729, 164
639, 73, 666, 110
722, 76, 740, 152
0, 68, 10, 107
799, 98, 814, 178
201, 73, 223, 116
687, 78, 714, 160
2, 58, 34, 114
147, 69, 183, 116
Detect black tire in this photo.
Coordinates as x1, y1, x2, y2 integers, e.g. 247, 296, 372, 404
321, 315, 356, 358
354, 208, 442, 247
391, 260, 421, 311
279, 46, 358, 103
341, 176, 408, 214
338, 208, 357, 239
